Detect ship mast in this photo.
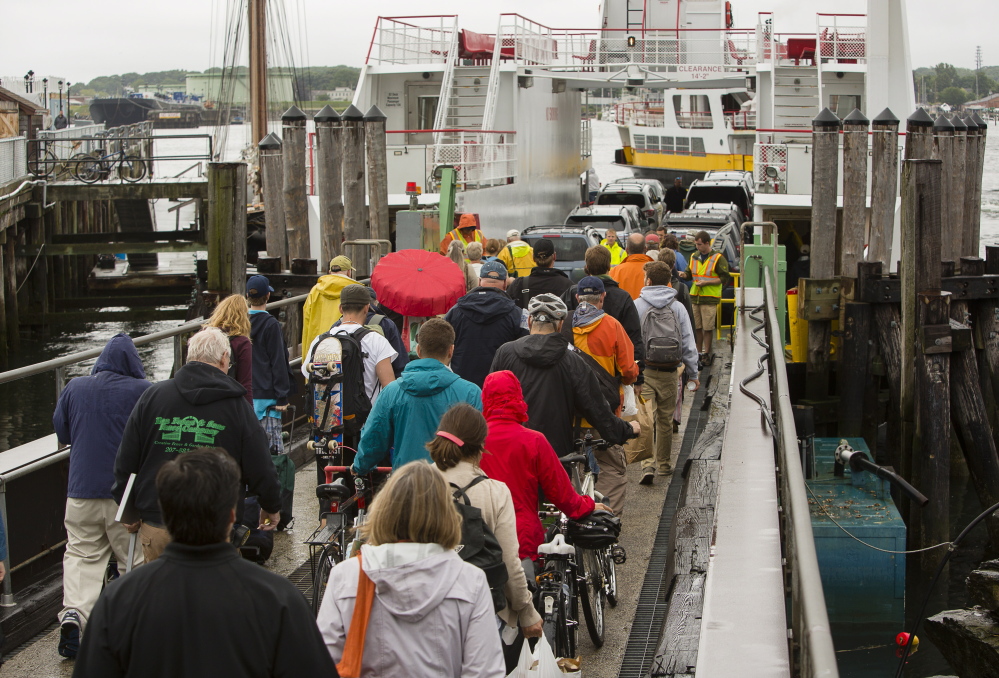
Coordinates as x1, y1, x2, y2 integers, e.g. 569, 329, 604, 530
248, 0, 268, 146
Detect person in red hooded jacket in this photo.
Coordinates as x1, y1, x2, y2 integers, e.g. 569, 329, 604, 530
479, 370, 608, 562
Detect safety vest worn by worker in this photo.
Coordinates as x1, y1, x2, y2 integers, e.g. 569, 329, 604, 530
690, 252, 723, 299
453, 228, 484, 248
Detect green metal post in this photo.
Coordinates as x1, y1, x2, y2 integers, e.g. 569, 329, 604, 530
438, 166, 457, 242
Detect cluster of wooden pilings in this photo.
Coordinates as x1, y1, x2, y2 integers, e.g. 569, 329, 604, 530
257, 104, 390, 279
802, 106, 994, 566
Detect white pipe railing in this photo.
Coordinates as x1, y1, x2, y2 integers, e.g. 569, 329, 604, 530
0, 137, 27, 186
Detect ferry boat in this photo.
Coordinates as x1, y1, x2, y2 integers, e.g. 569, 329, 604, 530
90, 91, 203, 129
346, 1, 758, 238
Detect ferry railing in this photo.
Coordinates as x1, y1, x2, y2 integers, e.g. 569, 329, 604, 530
0, 292, 309, 605
816, 14, 866, 65
754, 142, 789, 194
367, 15, 457, 65
725, 110, 756, 130
580, 118, 592, 159
428, 130, 517, 189
0, 136, 27, 186
432, 20, 460, 157
761, 268, 839, 677
479, 17, 505, 133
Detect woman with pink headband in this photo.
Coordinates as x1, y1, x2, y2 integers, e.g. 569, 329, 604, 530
428, 403, 542, 673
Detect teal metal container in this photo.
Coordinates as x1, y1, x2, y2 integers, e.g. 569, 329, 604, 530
808, 437, 906, 624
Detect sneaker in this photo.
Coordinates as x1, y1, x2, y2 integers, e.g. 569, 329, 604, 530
58, 611, 81, 659
640, 470, 655, 485
673, 421, 680, 433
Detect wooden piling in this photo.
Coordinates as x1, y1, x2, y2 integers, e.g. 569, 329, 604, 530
951, 115, 968, 262
206, 162, 248, 297
839, 301, 872, 437
931, 114, 955, 265
970, 112, 988, 256
258, 133, 288, 269
4, 235, 19, 351
904, 108, 934, 161
900, 158, 943, 524
868, 109, 900, 270
314, 105, 344, 265
281, 106, 310, 261
840, 109, 869, 278
806, 108, 841, 400
341, 105, 368, 278
961, 114, 980, 260
364, 105, 390, 248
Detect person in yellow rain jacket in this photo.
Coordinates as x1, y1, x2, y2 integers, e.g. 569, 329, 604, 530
497, 229, 534, 278
678, 230, 730, 362
601, 229, 626, 267
439, 213, 485, 256
301, 255, 358, 354
571, 275, 638, 515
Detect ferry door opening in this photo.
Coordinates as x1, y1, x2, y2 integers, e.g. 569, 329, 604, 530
406, 83, 440, 145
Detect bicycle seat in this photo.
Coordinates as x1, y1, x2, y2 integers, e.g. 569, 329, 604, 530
316, 481, 352, 501
558, 454, 588, 466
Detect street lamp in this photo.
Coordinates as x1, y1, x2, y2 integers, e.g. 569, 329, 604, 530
24, 70, 34, 93
42, 78, 48, 112
58, 80, 63, 114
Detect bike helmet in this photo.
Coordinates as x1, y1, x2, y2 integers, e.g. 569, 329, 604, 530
526, 293, 568, 324
566, 510, 621, 549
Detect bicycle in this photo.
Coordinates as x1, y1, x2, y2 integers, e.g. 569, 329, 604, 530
305, 463, 390, 615
536, 489, 584, 660
72, 136, 147, 184
27, 140, 59, 179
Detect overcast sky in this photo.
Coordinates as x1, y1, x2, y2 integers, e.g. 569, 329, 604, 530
0, 0, 992, 85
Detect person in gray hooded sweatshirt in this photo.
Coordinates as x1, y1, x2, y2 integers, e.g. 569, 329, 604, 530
633, 261, 700, 485
318, 461, 504, 677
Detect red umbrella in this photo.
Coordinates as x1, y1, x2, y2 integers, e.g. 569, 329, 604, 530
371, 249, 465, 317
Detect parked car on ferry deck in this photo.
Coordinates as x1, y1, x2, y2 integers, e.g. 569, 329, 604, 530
593, 182, 663, 229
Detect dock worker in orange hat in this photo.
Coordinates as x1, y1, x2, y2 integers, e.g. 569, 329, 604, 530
439, 213, 485, 256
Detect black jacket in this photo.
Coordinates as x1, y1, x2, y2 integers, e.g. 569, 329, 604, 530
507, 267, 573, 310
665, 185, 687, 213
445, 287, 527, 387
113, 362, 281, 525
249, 311, 291, 404
490, 333, 635, 455
72, 542, 338, 678
561, 275, 644, 363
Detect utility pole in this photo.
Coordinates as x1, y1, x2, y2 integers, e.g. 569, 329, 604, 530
976, 46, 983, 99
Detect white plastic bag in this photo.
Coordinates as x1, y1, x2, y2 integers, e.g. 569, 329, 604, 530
534, 634, 580, 677
622, 383, 638, 417
506, 639, 534, 678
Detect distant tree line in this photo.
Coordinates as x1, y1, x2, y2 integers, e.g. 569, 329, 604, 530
912, 63, 999, 106
70, 66, 361, 98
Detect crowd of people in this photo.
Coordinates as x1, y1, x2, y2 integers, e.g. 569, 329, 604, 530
46, 215, 729, 676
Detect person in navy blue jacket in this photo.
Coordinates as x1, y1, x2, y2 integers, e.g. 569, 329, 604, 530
53, 333, 151, 659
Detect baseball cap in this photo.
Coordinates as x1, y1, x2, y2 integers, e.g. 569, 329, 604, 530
340, 284, 371, 306
577, 276, 605, 296
506, 229, 520, 239
479, 260, 508, 281
246, 275, 274, 297
533, 238, 555, 257
645, 233, 660, 244
329, 255, 354, 272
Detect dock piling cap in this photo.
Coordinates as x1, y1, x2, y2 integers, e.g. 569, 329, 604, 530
363, 105, 387, 122
971, 111, 988, 130
812, 107, 842, 128
873, 107, 900, 125
906, 107, 934, 128
341, 104, 365, 121
951, 114, 968, 131
281, 105, 307, 122
314, 104, 341, 123
258, 132, 282, 150
843, 108, 870, 126
932, 113, 955, 130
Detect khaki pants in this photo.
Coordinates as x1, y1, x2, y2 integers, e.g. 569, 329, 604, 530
592, 442, 628, 517
139, 522, 171, 563
61, 498, 142, 627
641, 367, 680, 476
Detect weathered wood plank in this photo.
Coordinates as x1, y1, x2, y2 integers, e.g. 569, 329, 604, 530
649, 574, 705, 677
679, 460, 718, 509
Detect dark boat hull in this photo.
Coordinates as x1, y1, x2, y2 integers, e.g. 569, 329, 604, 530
90, 98, 202, 129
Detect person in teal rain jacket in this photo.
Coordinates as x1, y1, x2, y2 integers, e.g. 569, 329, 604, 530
351, 318, 482, 475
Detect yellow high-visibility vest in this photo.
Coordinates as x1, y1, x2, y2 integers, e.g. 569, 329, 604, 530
690, 253, 723, 299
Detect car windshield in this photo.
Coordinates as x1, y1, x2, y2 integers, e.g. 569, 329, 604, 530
522, 235, 590, 261
685, 186, 749, 213
596, 193, 646, 208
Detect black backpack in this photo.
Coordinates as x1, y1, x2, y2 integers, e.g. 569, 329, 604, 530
451, 476, 509, 613
312, 327, 374, 438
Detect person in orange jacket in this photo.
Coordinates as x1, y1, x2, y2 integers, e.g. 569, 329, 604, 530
438, 213, 484, 256
608, 233, 655, 299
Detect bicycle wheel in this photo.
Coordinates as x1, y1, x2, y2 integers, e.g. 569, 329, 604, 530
28, 148, 57, 178
577, 547, 605, 647
72, 153, 101, 183
601, 548, 618, 607
118, 154, 147, 182
311, 541, 341, 615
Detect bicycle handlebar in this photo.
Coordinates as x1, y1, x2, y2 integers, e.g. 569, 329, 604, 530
323, 465, 392, 484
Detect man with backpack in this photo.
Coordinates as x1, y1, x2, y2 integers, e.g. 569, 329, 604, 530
506, 239, 573, 310
634, 261, 700, 486
570, 276, 639, 515
351, 318, 481, 475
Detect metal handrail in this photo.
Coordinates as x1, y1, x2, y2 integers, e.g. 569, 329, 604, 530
763, 269, 839, 677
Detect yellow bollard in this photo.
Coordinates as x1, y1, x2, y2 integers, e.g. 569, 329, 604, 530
787, 289, 808, 362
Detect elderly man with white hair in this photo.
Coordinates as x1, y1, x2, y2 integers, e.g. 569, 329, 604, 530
113, 326, 282, 563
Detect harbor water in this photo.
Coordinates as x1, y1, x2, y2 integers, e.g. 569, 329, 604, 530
0, 120, 997, 676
